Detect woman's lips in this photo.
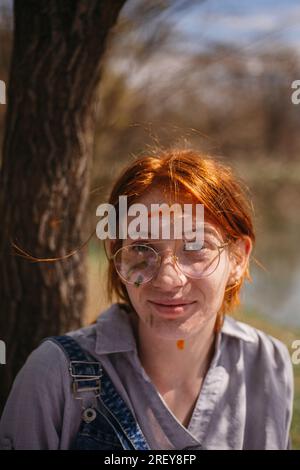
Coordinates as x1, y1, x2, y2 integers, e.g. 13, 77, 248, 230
148, 300, 196, 315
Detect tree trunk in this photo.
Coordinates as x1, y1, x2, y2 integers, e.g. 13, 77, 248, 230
0, 0, 126, 412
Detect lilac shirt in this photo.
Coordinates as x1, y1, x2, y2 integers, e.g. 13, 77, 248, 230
0, 303, 294, 449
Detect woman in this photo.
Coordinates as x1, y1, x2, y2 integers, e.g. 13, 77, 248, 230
0, 148, 294, 450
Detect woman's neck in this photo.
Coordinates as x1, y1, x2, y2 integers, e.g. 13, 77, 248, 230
134, 315, 217, 392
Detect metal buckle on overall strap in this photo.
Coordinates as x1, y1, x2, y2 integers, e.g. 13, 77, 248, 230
69, 360, 102, 399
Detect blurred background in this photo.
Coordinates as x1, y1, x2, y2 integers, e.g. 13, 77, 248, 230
1, 0, 300, 447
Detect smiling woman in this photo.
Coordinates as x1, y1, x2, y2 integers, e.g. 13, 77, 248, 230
0, 148, 294, 450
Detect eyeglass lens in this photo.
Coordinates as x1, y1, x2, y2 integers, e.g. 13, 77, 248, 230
114, 239, 224, 285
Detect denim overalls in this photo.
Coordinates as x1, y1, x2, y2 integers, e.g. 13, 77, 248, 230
45, 335, 150, 450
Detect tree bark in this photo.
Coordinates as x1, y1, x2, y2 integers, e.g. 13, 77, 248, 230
0, 0, 126, 412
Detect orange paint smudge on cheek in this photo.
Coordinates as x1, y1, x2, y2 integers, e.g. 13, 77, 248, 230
176, 339, 185, 350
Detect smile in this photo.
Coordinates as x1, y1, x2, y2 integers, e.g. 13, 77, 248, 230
148, 300, 196, 315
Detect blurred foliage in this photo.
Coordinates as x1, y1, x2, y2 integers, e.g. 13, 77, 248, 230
1, 2, 299, 226
89, 2, 300, 232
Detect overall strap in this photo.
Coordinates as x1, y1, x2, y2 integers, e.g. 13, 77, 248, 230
43, 335, 150, 451
48, 335, 102, 399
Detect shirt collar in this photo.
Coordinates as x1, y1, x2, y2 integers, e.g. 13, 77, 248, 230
95, 303, 138, 355
94, 303, 256, 356
221, 314, 257, 343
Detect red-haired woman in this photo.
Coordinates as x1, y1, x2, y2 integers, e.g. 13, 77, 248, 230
0, 149, 294, 450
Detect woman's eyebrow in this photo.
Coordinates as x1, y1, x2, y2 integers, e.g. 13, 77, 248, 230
126, 235, 151, 244
184, 224, 220, 237
203, 226, 220, 237
133, 230, 152, 239
134, 229, 220, 239
126, 223, 221, 242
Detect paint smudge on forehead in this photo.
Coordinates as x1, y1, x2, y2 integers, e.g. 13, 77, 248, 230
176, 339, 185, 350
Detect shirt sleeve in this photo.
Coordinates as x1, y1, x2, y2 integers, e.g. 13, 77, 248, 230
266, 335, 294, 450
0, 340, 79, 450
281, 343, 294, 450
243, 328, 295, 450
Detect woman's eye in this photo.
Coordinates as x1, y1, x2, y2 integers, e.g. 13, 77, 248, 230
183, 241, 212, 251
131, 245, 150, 253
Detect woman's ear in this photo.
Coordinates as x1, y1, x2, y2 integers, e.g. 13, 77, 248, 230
228, 236, 252, 285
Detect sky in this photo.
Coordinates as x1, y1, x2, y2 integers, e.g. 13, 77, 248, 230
167, 0, 300, 52
1, 0, 300, 53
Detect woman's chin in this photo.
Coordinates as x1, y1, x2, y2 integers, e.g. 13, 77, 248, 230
142, 312, 208, 340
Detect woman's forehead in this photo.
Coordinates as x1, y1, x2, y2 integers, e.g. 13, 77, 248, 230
134, 187, 195, 206
131, 188, 220, 230
122, 191, 225, 243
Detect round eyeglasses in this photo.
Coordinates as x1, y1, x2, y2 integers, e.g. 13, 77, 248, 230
108, 239, 229, 286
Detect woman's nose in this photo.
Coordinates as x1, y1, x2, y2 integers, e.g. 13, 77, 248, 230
150, 252, 187, 290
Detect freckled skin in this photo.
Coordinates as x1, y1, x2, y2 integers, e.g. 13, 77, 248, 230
126, 229, 231, 341
122, 188, 251, 342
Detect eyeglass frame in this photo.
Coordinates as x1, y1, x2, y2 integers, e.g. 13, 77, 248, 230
106, 238, 231, 286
